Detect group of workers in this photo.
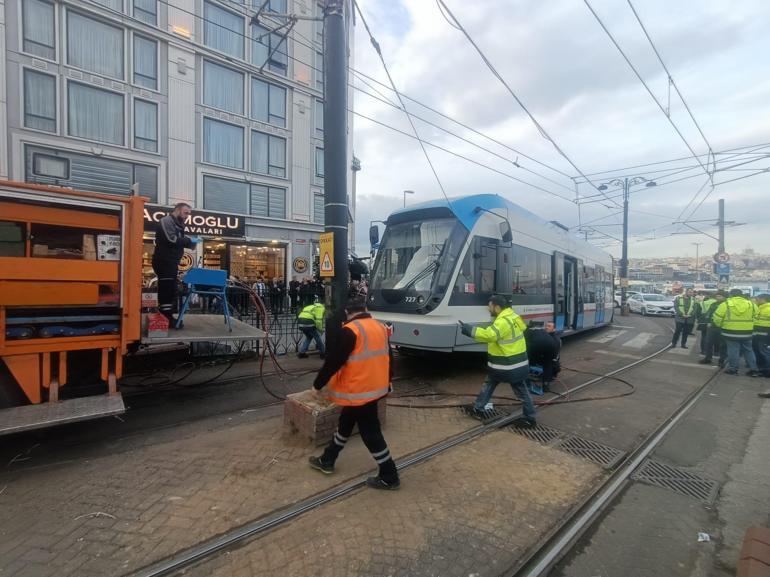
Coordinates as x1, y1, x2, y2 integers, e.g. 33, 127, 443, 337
672, 288, 770, 386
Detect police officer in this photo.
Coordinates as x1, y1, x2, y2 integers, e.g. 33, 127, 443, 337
152, 203, 199, 325
713, 289, 759, 376
753, 294, 770, 377
459, 295, 536, 427
672, 288, 699, 348
308, 297, 399, 490
297, 300, 325, 359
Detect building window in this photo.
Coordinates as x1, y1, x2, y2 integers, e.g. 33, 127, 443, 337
133, 35, 158, 90
133, 165, 158, 201
315, 147, 324, 178
250, 184, 286, 219
133, 0, 156, 25
93, 0, 123, 11
266, 0, 286, 13
67, 12, 124, 79
251, 131, 286, 177
33, 154, 69, 179
22, 0, 56, 60
314, 3, 324, 45
204, 2, 243, 59
23, 70, 57, 133
251, 77, 285, 127
314, 99, 324, 139
313, 193, 324, 224
203, 60, 244, 114
203, 175, 248, 214
134, 99, 157, 152
315, 51, 323, 92
68, 82, 124, 145
250, 24, 287, 75
203, 118, 244, 169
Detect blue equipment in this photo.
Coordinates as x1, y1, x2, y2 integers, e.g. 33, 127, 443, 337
176, 268, 232, 331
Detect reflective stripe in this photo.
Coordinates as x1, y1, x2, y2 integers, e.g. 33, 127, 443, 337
348, 320, 389, 361
328, 387, 390, 400
488, 359, 529, 371
491, 325, 502, 341
375, 452, 392, 464
498, 334, 525, 345
722, 333, 753, 339
371, 447, 389, 459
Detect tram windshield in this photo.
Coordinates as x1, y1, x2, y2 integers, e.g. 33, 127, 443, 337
370, 217, 467, 298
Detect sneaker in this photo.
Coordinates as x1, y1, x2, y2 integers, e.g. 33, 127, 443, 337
512, 417, 537, 429
465, 406, 487, 421
308, 456, 334, 474
297, 353, 308, 359
724, 369, 738, 375
746, 370, 761, 378
699, 358, 712, 365
366, 476, 400, 491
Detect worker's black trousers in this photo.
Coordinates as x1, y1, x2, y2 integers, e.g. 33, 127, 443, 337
672, 321, 693, 347
321, 399, 398, 484
152, 260, 179, 320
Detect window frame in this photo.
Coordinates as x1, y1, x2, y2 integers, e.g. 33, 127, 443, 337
250, 130, 287, 178
250, 183, 287, 219
313, 193, 324, 225
315, 147, 324, 178
21, 66, 58, 134
202, 59, 245, 115
202, 116, 245, 170
202, 174, 249, 215
133, 97, 159, 153
314, 99, 324, 139
65, 9, 127, 82
66, 79, 127, 147
32, 152, 70, 180
250, 76, 286, 127
203, 1, 245, 60
132, 0, 157, 25
20, 0, 57, 62
132, 32, 159, 91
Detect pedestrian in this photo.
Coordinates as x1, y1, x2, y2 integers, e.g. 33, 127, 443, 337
672, 288, 699, 348
308, 297, 399, 490
297, 300, 326, 359
697, 292, 717, 355
459, 295, 536, 427
752, 293, 770, 377
712, 289, 759, 376
270, 277, 285, 314
699, 291, 727, 366
151, 203, 199, 326
526, 321, 561, 392
289, 276, 301, 312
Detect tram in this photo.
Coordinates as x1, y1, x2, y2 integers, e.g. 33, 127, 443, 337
367, 194, 614, 352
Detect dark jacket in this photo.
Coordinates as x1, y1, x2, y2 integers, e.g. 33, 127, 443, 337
153, 214, 193, 266
313, 312, 394, 390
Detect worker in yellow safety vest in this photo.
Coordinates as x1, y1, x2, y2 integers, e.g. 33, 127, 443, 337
697, 293, 717, 355
297, 301, 326, 359
459, 294, 537, 427
713, 289, 759, 376
672, 288, 699, 348
752, 294, 770, 381
308, 297, 399, 490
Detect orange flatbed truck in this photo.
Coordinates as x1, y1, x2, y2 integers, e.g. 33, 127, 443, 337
0, 181, 145, 434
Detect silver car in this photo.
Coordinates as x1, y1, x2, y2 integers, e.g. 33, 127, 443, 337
627, 293, 675, 316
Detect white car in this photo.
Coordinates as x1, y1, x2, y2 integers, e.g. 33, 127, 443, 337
627, 293, 675, 316
614, 291, 641, 308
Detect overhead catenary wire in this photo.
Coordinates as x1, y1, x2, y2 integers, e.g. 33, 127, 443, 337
434, 0, 619, 206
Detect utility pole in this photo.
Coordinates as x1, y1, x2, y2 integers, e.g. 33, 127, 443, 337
323, 0, 349, 315
691, 242, 702, 281
718, 198, 725, 254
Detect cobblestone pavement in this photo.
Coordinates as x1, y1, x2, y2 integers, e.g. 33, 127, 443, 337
0, 405, 471, 577
183, 431, 603, 577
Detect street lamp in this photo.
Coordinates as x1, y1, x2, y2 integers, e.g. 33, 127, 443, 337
403, 189, 414, 207
597, 177, 657, 315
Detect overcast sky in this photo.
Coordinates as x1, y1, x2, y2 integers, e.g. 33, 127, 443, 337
349, 0, 770, 261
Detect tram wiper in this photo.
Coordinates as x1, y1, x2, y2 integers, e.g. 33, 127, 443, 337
399, 260, 439, 290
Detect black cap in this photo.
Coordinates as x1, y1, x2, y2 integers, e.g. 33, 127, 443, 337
729, 288, 744, 297
489, 294, 509, 308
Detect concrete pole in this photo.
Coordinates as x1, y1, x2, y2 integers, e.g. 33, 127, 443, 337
323, 0, 349, 315
718, 198, 725, 254
620, 178, 630, 316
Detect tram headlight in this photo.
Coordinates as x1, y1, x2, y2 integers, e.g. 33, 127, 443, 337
417, 295, 424, 304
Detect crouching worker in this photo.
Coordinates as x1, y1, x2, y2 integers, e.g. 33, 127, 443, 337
459, 295, 537, 427
297, 300, 326, 359
308, 297, 399, 490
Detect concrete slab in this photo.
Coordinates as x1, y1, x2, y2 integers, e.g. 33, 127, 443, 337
0, 394, 125, 436
141, 314, 266, 344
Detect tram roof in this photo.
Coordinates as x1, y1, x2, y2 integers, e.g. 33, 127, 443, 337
389, 193, 551, 231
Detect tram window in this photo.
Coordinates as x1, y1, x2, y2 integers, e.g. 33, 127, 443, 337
512, 244, 539, 295
453, 237, 497, 296
539, 253, 551, 296
584, 266, 596, 303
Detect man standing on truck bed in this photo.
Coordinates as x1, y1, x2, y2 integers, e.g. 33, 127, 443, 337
153, 203, 199, 326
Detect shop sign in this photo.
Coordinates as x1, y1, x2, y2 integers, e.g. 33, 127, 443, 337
179, 252, 195, 271
143, 204, 245, 237
293, 257, 309, 274
319, 232, 334, 277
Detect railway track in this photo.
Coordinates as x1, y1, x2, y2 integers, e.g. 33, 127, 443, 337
131, 339, 701, 577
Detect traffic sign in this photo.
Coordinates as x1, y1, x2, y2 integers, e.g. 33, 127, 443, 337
319, 232, 334, 277
714, 252, 730, 263
716, 262, 730, 275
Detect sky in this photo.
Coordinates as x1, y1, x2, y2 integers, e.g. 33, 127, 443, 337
349, 0, 770, 261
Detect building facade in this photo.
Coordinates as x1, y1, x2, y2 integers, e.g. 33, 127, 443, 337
0, 0, 357, 285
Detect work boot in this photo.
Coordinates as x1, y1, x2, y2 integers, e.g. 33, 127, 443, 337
699, 358, 712, 365
365, 476, 400, 491
724, 369, 738, 375
308, 456, 334, 474
681, 345, 688, 349
512, 417, 537, 429
746, 370, 761, 378
758, 391, 770, 398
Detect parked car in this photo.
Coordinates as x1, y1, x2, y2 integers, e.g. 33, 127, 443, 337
627, 293, 675, 316
614, 290, 641, 308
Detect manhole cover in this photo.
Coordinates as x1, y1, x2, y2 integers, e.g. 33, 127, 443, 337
555, 435, 626, 469
632, 459, 720, 504
506, 423, 565, 445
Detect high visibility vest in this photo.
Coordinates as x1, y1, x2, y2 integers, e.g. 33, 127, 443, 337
298, 304, 325, 332
675, 296, 696, 317
713, 297, 757, 339
471, 307, 529, 372
328, 317, 390, 406
754, 302, 770, 336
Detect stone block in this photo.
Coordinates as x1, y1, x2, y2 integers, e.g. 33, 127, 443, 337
283, 390, 387, 446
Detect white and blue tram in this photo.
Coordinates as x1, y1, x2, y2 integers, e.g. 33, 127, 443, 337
367, 194, 615, 352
